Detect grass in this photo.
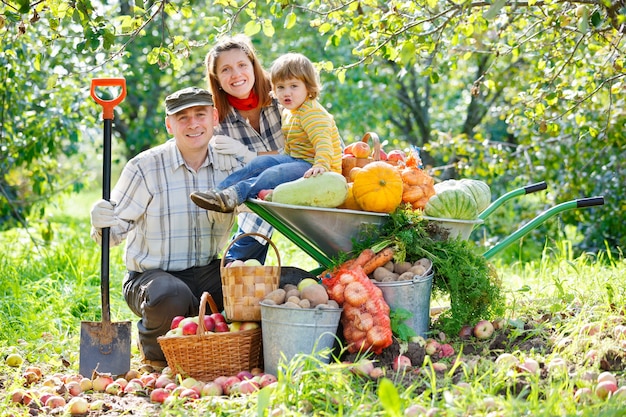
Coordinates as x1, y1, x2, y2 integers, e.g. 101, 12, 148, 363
1, 193, 626, 416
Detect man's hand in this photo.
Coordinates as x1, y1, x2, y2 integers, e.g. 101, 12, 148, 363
90, 199, 117, 229
210, 135, 256, 164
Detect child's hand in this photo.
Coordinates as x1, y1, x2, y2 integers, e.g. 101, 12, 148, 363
303, 167, 327, 178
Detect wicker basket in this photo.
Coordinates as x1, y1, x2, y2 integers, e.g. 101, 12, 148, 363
220, 233, 281, 322
341, 132, 382, 179
157, 292, 262, 381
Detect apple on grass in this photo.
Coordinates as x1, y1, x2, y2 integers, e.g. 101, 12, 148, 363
201, 381, 223, 397
392, 355, 412, 371
473, 320, 495, 339
259, 373, 278, 387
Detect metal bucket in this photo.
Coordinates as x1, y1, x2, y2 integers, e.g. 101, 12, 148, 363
374, 270, 434, 338
260, 302, 342, 376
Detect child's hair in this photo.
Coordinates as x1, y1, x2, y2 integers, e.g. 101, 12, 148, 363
270, 53, 321, 100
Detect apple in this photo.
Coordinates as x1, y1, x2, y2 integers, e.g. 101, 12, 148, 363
182, 320, 199, 336
297, 278, 319, 292
517, 358, 540, 374
65, 380, 82, 397
92, 374, 114, 392
22, 371, 40, 386
473, 320, 495, 339
597, 371, 617, 385
373, 148, 387, 161
495, 353, 519, 370
386, 150, 406, 163
165, 328, 183, 337
114, 377, 129, 389
229, 321, 242, 332
596, 380, 618, 399
438, 344, 455, 357
432, 362, 448, 373
201, 381, 223, 396
350, 141, 371, 158
105, 381, 122, 395
350, 359, 375, 377
257, 189, 273, 200
150, 387, 170, 403
458, 325, 473, 339
211, 312, 226, 324
66, 396, 89, 415
404, 404, 428, 417
79, 377, 92, 392
238, 378, 260, 394
259, 373, 278, 387
5, 353, 24, 367
202, 315, 216, 332
45, 395, 66, 409
180, 388, 200, 400
155, 374, 174, 389
574, 387, 594, 403
222, 376, 242, 395
424, 339, 440, 356
244, 259, 262, 266
547, 358, 568, 374
213, 375, 228, 389
10, 390, 25, 404
124, 379, 144, 395
240, 321, 260, 331
171, 315, 185, 329
613, 324, 626, 339
369, 367, 385, 379
392, 355, 412, 371
229, 260, 245, 267
237, 370, 254, 380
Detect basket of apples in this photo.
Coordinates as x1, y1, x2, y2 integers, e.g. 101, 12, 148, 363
157, 291, 263, 381
220, 233, 281, 322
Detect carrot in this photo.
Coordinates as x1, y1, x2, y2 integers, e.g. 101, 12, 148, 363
361, 246, 395, 276
347, 248, 375, 270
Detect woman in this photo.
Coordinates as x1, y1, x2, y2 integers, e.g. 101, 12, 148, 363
204, 35, 285, 264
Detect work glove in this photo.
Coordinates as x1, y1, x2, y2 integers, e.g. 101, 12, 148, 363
90, 199, 117, 229
210, 135, 256, 164
212, 152, 240, 171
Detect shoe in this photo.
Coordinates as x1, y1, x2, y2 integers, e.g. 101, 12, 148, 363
190, 188, 238, 213
140, 359, 167, 373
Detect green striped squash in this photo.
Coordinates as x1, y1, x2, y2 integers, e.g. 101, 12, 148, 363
424, 187, 478, 220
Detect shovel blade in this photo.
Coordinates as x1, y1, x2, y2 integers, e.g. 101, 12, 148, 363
79, 320, 132, 378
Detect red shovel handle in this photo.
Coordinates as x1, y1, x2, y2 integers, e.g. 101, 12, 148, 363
90, 78, 127, 120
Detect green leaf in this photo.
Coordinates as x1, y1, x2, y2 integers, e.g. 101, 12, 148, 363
284, 12, 296, 29
378, 378, 402, 417
262, 19, 275, 37
244, 20, 262, 36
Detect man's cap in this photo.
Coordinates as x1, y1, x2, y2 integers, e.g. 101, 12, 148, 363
165, 87, 214, 115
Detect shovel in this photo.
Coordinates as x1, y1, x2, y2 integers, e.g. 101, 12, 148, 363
79, 78, 132, 378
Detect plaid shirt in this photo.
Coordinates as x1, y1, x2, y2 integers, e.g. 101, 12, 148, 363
215, 99, 285, 244
90, 139, 235, 272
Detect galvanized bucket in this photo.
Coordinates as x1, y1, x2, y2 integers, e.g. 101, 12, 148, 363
374, 270, 434, 338
260, 302, 342, 376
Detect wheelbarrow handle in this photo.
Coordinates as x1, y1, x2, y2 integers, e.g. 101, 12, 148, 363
478, 181, 547, 220
482, 195, 604, 260
90, 78, 127, 120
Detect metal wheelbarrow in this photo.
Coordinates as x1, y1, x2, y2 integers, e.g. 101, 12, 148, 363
245, 181, 604, 270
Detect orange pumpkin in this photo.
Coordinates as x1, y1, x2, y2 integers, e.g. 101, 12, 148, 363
338, 183, 362, 211
352, 161, 403, 213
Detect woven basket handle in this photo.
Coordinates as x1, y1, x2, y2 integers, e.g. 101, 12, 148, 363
361, 132, 381, 162
219, 233, 281, 270
197, 291, 220, 335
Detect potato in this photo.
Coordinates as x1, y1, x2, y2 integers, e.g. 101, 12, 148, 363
408, 265, 427, 276
383, 261, 395, 271
263, 288, 286, 304
373, 267, 398, 282
414, 258, 432, 270
287, 295, 301, 304
393, 261, 413, 274
283, 301, 301, 309
285, 288, 300, 300
397, 271, 416, 281
298, 299, 311, 309
283, 284, 298, 293
300, 283, 329, 307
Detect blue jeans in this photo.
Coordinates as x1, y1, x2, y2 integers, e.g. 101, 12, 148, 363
218, 154, 312, 204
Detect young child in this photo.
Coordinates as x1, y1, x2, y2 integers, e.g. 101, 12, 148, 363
190, 52, 343, 213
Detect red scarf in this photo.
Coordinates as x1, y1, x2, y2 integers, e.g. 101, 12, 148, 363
227, 90, 259, 110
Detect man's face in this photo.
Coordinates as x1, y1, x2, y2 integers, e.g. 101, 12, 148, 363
166, 105, 218, 151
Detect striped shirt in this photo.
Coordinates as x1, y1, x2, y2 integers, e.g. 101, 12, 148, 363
214, 99, 285, 244
282, 99, 343, 173
90, 139, 235, 272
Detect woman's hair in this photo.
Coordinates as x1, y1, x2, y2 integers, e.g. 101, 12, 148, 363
270, 53, 321, 100
205, 34, 272, 123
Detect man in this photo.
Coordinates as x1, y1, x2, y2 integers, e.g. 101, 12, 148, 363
89, 87, 237, 370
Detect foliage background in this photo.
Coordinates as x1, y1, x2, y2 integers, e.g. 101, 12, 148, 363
1, 0, 624, 260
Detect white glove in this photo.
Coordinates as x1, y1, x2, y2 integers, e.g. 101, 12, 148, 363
210, 135, 256, 164
90, 199, 117, 229
212, 152, 240, 171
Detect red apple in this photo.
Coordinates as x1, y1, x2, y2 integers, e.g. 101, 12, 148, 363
237, 370, 254, 380
392, 355, 412, 371
257, 189, 273, 200
150, 388, 170, 403
66, 397, 89, 415
92, 374, 114, 392
259, 373, 277, 388
574, 387, 593, 403
350, 141, 371, 158
164, 382, 178, 391
155, 374, 174, 389
213, 375, 228, 389
598, 371, 617, 385
238, 379, 260, 394
432, 362, 448, 373
350, 359, 375, 377
438, 343, 455, 357
171, 315, 185, 330
182, 321, 199, 336
596, 380, 618, 399
214, 321, 230, 332
65, 380, 82, 397
45, 395, 66, 409
222, 376, 241, 395
373, 148, 387, 161
424, 339, 440, 356
369, 367, 385, 379
473, 320, 495, 339
458, 325, 473, 340
179, 388, 200, 400
341, 153, 355, 159
202, 315, 216, 332
517, 358, 540, 374
386, 150, 406, 163
404, 404, 428, 417
210, 313, 226, 324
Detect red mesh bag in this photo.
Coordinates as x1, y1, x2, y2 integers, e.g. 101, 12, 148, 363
322, 266, 392, 354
